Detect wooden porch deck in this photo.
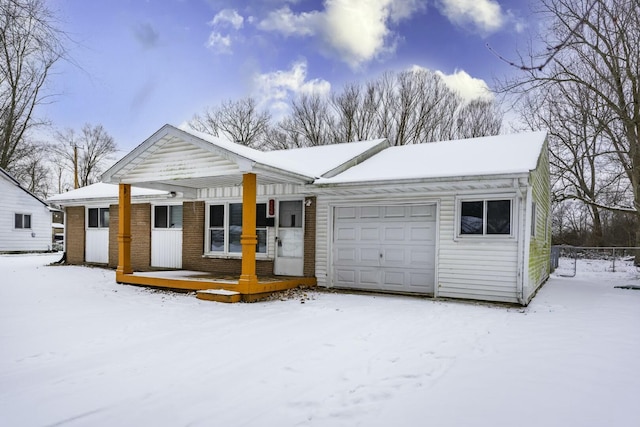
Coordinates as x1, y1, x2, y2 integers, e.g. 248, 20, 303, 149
116, 270, 317, 302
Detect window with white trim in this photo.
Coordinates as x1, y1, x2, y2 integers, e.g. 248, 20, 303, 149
14, 213, 31, 229
208, 203, 267, 254
460, 199, 512, 236
88, 208, 109, 228
154, 205, 183, 228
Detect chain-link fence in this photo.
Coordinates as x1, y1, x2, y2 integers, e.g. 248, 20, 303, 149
550, 246, 639, 277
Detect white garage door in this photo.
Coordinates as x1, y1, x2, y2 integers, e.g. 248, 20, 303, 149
333, 204, 436, 294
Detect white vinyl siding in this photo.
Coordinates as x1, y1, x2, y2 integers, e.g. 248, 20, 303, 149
0, 174, 51, 252
438, 194, 520, 303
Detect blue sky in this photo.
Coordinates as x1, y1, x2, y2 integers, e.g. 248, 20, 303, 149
44, 0, 535, 153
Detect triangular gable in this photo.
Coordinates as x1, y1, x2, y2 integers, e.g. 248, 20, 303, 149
0, 167, 47, 206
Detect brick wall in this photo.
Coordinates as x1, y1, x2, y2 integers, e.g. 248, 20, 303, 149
182, 201, 274, 275
108, 205, 118, 268
66, 206, 85, 264
303, 196, 316, 277
108, 203, 151, 271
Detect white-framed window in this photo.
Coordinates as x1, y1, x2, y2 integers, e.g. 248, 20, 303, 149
88, 208, 109, 228
154, 205, 183, 229
459, 199, 512, 236
14, 213, 31, 229
207, 202, 268, 255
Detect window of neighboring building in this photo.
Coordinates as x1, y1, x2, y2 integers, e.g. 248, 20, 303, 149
460, 199, 512, 236
208, 203, 267, 254
154, 205, 183, 228
88, 208, 110, 228
14, 213, 31, 229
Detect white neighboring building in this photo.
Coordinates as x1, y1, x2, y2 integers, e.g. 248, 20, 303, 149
0, 167, 52, 252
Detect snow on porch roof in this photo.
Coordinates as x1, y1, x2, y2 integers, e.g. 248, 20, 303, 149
314, 131, 548, 185
101, 125, 389, 188
183, 127, 388, 178
48, 182, 168, 203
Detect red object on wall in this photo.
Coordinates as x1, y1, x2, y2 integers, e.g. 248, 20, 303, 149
268, 199, 275, 217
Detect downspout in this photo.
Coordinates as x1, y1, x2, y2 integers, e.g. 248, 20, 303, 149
515, 178, 529, 305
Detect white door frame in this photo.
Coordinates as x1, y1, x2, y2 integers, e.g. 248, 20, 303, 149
274, 199, 304, 276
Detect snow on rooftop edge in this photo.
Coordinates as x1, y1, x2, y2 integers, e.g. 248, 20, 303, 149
182, 126, 387, 178
315, 131, 547, 185
48, 182, 167, 202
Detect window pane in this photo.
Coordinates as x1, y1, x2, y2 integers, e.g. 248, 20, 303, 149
487, 200, 511, 235
256, 229, 267, 253
210, 205, 224, 227
229, 203, 242, 226
14, 214, 22, 229
460, 201, 483, 234
229, 225, 242, 252
279, 200, 302, 227
24, 214, 31, 229
88, 208, 99, 228
100, 208, 110, 228
154, 206, 167, 228
169, 205, 183, 228
210, 229, 224, 252
256, 203, 267, 227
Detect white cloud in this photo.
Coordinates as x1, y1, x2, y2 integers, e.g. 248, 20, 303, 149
258, 0, 425, 70
206, 9, 244, 53
258, 6, 319, 36
206, 32, 232, 54
436, 0, 504, 34
434, 69, 493, 102
210, 9, 244, 30
253, 59, 331, 118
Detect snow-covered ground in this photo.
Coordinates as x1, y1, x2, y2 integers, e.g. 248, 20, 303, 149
1, 254, 638, 427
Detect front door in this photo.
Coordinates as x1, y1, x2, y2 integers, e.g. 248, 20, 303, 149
274, 200, 304, 276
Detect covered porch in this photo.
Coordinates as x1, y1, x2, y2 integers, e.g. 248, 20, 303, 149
103, 125, 319, 302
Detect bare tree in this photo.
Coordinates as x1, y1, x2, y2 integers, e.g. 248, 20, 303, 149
456, 99, 503, 139
54, 123, 117, 187
504, 0, 640, 249
0, 0, 66, 172
10, 139, 51, 197
189, 97, 271, 148
286, 93, 334, 147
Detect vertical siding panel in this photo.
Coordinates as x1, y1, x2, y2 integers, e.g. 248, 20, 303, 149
85, 229, 109, 263
151, 230, 183, 268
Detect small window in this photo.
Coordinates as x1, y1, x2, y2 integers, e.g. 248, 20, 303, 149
88, 208, 109, 228
154, 205, 183, 228
14, 213, 31, 229
460, 199, 512, 236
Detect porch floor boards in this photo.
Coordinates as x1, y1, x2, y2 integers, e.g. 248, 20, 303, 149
117, 270, 316, 302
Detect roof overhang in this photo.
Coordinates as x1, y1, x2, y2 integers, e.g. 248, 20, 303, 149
101, 125, 313, 194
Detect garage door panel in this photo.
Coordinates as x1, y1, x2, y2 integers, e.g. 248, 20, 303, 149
410, 225, 434, 241
335, 226, 356, 241
360, 248, 380, 262
336, 269, 356, 284
384, 226, 405, 240
361, 206, 381, 218
333, 204, 436, 294
336, 207, 356, 219
361, 227, 380, 240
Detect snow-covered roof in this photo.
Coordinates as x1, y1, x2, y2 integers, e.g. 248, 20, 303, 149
48, 182, 168, 203
315, 131, 547, 185
178, 127, 387, 178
